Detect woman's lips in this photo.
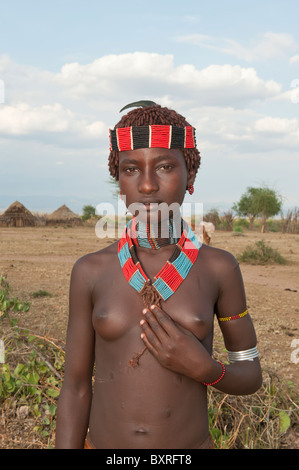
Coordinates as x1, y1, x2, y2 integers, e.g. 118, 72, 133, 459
142, 202, 159, 212
130, 201, 161, 214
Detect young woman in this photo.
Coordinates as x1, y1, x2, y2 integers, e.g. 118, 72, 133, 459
55, 102, 262, 449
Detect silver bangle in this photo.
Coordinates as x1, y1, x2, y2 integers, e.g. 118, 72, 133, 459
227, 346, 259, 363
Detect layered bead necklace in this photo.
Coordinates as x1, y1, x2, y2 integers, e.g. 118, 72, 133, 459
118, 217, 201, 308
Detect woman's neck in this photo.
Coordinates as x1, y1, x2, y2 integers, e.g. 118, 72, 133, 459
130, 216, 183, 250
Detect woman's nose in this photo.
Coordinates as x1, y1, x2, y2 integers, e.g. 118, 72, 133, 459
138, 171, 159, 194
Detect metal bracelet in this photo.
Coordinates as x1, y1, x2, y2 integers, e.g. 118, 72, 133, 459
227, 346, 259, 363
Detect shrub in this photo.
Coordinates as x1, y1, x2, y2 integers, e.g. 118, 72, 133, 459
234, 218, 250, 229
31, 290, 53, 298
208, 371, 298, 449
1, 276, 64, 447
237, 240, 287, 265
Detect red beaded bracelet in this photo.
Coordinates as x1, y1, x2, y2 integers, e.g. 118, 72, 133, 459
201, 361, 226, 386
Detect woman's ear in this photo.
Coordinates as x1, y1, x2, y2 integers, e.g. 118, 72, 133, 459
187, 171, 196, 187
186, 172, 196, 195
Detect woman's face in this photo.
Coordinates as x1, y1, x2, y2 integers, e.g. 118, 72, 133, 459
118, 147, 194, 223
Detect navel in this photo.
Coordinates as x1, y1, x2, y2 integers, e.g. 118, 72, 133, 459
163, 406, 172, 419
134, 426, 149, 435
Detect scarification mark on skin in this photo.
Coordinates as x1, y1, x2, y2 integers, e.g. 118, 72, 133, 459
128, 346, 147, 368
95, 371, 115, 383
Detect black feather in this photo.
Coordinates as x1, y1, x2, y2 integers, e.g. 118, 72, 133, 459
119, 100, 157, 113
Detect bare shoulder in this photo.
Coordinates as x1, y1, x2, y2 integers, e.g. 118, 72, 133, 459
197, 244, 240, 276
71, 241, 119, 283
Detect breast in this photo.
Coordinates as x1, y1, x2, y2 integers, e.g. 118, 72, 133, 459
93, 300, 214, 345
92, 285, 145, 341
162, 292, 215, 343
93, 307, 131, 341
92, 263, 215, 343
171, 308, 214, 342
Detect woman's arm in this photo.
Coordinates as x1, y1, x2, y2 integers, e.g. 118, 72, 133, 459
140, 252, 262, 396
55, 257, 95, 449
200, 313, 262, 395
210, 253, 262, 395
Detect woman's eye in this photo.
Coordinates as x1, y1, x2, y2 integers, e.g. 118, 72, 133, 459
125, 167, 138, 173
158, 164, 173, 171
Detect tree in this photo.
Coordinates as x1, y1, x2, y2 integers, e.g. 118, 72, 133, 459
233, 186, 282, 232
82, 204, 96, 221
203, 209, 221, 229
232, 188, 260, 229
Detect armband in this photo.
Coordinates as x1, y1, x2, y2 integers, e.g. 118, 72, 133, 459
227, 346, 259, 363
201, 361, 226, 386
218, 309, 248, 322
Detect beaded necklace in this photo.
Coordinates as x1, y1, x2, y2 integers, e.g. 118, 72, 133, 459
118, 217, 201, 307
131, 217, 182, 250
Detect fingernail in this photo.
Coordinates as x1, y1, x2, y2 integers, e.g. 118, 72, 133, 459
140, 319, 145, 325
150, 305, 156, 310
142, 308, 147, 314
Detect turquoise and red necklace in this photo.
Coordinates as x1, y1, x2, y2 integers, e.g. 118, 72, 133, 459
118, 217, 201, 308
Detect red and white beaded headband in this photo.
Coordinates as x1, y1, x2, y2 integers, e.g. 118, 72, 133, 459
109, 125, 197, 152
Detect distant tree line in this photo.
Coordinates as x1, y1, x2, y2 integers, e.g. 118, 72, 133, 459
204, 186, 298, 233
82, 185, 298, 234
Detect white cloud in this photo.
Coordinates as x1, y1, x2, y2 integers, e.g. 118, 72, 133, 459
254, 116, 299, 134
53, 53, 281, 106
0, 102, 107, 140
1, 52, 297, 158
2, 52, 281, 107
0, 79, 4, 103
0, 53, 283, 144
54, 52, 173, 95
0, 55, 56, 105
0, 51, 298, 208
0, 103, 72, 135
290, 54, 299, 64
177, 32, 297, 62
188, 105, 299, 156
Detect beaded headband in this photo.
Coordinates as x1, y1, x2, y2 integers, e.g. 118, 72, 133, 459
109, 125, 197, 152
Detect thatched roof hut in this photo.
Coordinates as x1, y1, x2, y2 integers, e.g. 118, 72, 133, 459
0, 201, 37, 227
46, 204, 82, 226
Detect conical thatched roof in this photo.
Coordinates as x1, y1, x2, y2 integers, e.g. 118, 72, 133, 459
46, 204, 82, 226
0, 201, 37, 227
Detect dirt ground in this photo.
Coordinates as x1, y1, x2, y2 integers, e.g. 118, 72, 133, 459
0, 224, 298, 447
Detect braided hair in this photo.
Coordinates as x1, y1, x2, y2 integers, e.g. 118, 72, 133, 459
108, 105, 201, 181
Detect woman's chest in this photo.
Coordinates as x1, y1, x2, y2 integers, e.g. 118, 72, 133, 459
92, 261, 218, 343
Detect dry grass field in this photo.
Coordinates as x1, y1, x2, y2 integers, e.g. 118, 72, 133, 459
0, 224, 298, 448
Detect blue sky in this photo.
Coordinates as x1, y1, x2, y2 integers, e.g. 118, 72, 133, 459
0, 0, 299, 214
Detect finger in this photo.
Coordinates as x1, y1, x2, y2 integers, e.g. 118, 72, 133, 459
148, 305, 177, 336
140, 318, 163, 348
140, 327, 160, 359
142, 308, 170, 341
